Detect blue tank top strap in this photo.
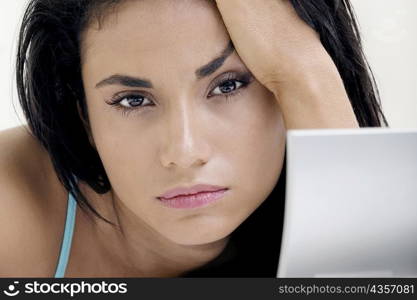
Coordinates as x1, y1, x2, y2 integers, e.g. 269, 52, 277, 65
54, 185, 77, 278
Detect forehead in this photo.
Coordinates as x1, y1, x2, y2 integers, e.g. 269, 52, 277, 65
81, 0, 231, 83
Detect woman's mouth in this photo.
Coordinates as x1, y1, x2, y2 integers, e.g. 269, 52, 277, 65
157, 184, 229, 209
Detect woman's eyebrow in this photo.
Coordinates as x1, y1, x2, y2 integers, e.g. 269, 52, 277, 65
95, 75, 153, 89
95, 40, 235, 89
195, 40, 235, 79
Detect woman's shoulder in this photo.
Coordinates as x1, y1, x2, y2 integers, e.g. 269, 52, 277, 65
0, 125, 68, 277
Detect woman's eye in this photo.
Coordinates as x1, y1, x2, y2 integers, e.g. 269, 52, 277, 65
210, 80, 244, 96
118, 95, 153, 108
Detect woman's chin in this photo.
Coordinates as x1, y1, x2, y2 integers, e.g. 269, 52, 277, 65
164, 221, 234, 247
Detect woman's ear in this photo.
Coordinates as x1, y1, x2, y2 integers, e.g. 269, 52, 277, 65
77, 101, 96, 149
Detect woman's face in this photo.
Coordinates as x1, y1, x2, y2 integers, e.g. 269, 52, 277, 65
81, 0, 286, 245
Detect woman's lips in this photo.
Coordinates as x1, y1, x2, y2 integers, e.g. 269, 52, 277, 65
157, 184, 229, 209
158, 189, 228, 209
158, 184, 228, 199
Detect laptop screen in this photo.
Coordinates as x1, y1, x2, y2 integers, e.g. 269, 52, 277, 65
277, 128, 417, 277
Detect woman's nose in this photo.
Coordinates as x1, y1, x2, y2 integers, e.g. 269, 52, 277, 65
159, 104, 212, 169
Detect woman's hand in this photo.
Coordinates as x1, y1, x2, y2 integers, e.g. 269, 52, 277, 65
214, 0, 359, 129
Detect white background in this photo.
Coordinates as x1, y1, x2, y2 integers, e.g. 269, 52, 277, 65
0, 0, 416, 131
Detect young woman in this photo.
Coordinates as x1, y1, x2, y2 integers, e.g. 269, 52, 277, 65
0, 0, 387, 277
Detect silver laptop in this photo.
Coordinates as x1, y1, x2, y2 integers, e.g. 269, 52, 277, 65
277, 128, 417, 277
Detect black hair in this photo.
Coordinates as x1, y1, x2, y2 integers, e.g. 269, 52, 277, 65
16, 0, 388, 276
